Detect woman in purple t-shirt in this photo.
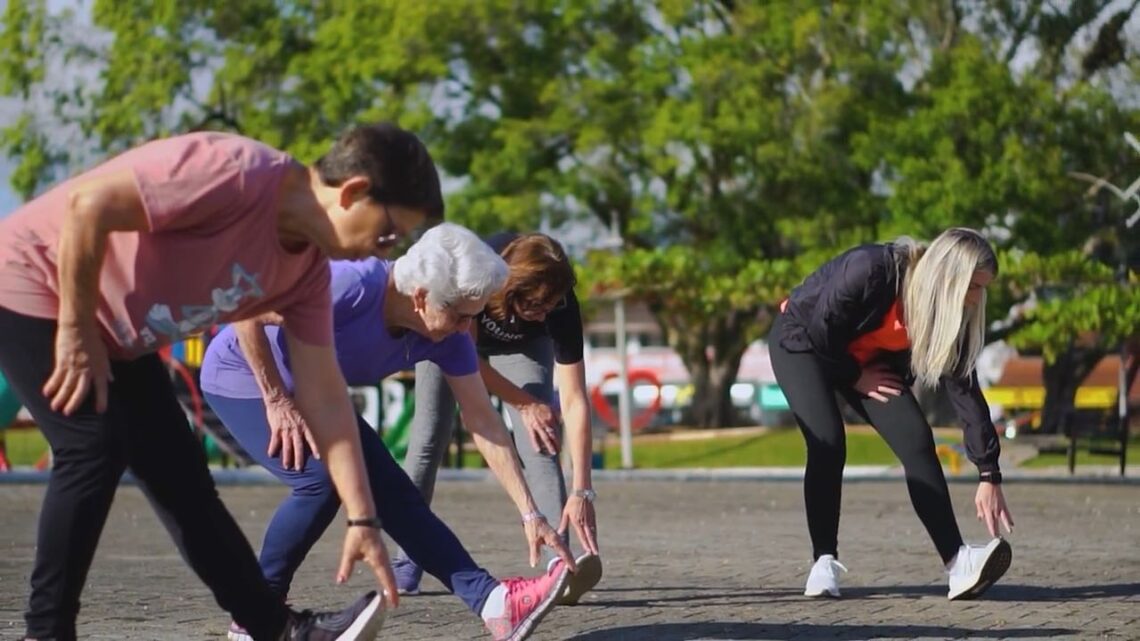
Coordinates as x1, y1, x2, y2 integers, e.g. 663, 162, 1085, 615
201, 223, 577, 641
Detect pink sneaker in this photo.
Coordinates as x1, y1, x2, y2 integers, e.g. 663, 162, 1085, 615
484, 562, 571, 641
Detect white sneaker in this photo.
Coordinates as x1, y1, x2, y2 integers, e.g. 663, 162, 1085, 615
804, 554, 847, 598
947, 538, 1012, 601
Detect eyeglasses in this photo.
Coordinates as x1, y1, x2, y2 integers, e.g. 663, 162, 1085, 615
376, 205, 400, 247
516, 295, 568, 315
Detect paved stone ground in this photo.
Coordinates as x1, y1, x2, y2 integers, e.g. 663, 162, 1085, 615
1, 479, 1138, 640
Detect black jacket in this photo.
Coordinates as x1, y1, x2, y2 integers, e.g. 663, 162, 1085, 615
777, 243, 1001, 473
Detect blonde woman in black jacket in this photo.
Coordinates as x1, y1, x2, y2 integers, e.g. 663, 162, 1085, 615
770, 227, 1013, 601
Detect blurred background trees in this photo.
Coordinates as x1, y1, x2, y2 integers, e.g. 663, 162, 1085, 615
2, 0, 1137, 428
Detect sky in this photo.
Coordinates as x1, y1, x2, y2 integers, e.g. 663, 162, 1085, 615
0, 158, 17, 217
1, 0, 1135, 222
0, 0, 79, 218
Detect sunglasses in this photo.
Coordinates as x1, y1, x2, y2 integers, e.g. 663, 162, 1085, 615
516, 295, 568, 315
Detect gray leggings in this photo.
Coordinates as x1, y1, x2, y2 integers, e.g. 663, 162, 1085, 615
401, 338, 569, 558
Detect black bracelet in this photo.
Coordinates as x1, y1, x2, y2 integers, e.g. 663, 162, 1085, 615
346, 516, 383, 529
979, 471, 1003, 484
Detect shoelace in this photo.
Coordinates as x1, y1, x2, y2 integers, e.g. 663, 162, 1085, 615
501, 575, 531, 594
822, 558, 848, 576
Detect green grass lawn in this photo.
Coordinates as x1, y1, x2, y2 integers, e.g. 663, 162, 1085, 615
598, 428, 969, 469
11, 424, 1128, 471
600, 429, 896, 468
445, 428, 953, 470
439, 429, 914, 469
1, 428, 50, 467
1, 425, 952, 469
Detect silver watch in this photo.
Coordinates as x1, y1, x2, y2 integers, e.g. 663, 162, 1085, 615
573, 489, 597, 502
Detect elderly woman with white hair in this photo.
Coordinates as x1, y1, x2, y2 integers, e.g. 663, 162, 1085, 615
200, 223, 575, 641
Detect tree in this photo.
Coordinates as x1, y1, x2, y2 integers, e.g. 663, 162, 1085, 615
996, 247, 1140, 431
2, 0, 1136, 429
859, 1, 1140, 432
1, 0, 913, 427
525, 2, 907, 425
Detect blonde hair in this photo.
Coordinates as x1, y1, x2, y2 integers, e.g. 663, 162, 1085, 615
900, 228, 997, 387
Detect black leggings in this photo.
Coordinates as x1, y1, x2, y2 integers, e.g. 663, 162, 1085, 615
769, 315, 964, 564
0, 307, 289, 641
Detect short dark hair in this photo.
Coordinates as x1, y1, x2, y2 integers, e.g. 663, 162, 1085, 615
314, 123, 444, 221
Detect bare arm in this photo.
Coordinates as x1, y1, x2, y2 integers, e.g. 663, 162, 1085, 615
467, 324, 561, 453
554, 359, 600, 554
284, 330, 400, 597
445, 371, 540, 517
234, 317, 289, 402
47, 170, 149, 414
235, 316, 318, 470
445, 370, 575, 568
554, 360, 592, 492
285, 332, 373, 518
477, 355, 544, 407
469, 323, 549, 410
59, 172, 147, 325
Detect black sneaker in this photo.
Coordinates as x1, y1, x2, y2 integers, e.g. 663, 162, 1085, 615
283, 591, 385, 641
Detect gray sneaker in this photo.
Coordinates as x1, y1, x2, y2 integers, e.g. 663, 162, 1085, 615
550, 553, 603, 605
283, 591, 385, 641
393, 556, 423, 596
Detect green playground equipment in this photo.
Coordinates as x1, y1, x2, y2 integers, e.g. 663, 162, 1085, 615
202, 433, 226, 462
0, 370, 22, 429
0, 371, 27, 471
380, 391, 416, 462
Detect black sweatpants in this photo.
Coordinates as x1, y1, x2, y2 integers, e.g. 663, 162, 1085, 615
0, 307, 289, 641
768, 314, 964, 564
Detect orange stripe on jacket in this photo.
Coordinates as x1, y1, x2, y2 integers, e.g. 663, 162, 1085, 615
779, 298, 910, 364
848, 300, 910, 364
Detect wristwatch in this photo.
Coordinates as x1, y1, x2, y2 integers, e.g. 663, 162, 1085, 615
979, 471, 1002, 484
573, 489, 597, 503
346, 516, 383, 529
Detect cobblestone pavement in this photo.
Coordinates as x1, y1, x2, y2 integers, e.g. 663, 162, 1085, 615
1, 479, 1138, 640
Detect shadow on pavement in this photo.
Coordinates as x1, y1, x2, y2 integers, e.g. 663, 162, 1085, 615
589, 581, 1140, 605
565, 621, 1074, 640
838, 581, 1140, 602
585, 586, 803, 608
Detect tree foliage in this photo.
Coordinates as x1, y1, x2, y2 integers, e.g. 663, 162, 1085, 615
1, 0, 1137, 428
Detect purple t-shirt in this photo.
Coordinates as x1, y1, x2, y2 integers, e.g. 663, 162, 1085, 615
200, 258, 478, 399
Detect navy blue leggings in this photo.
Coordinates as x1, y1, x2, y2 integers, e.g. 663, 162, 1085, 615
204, 393, 499, 614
